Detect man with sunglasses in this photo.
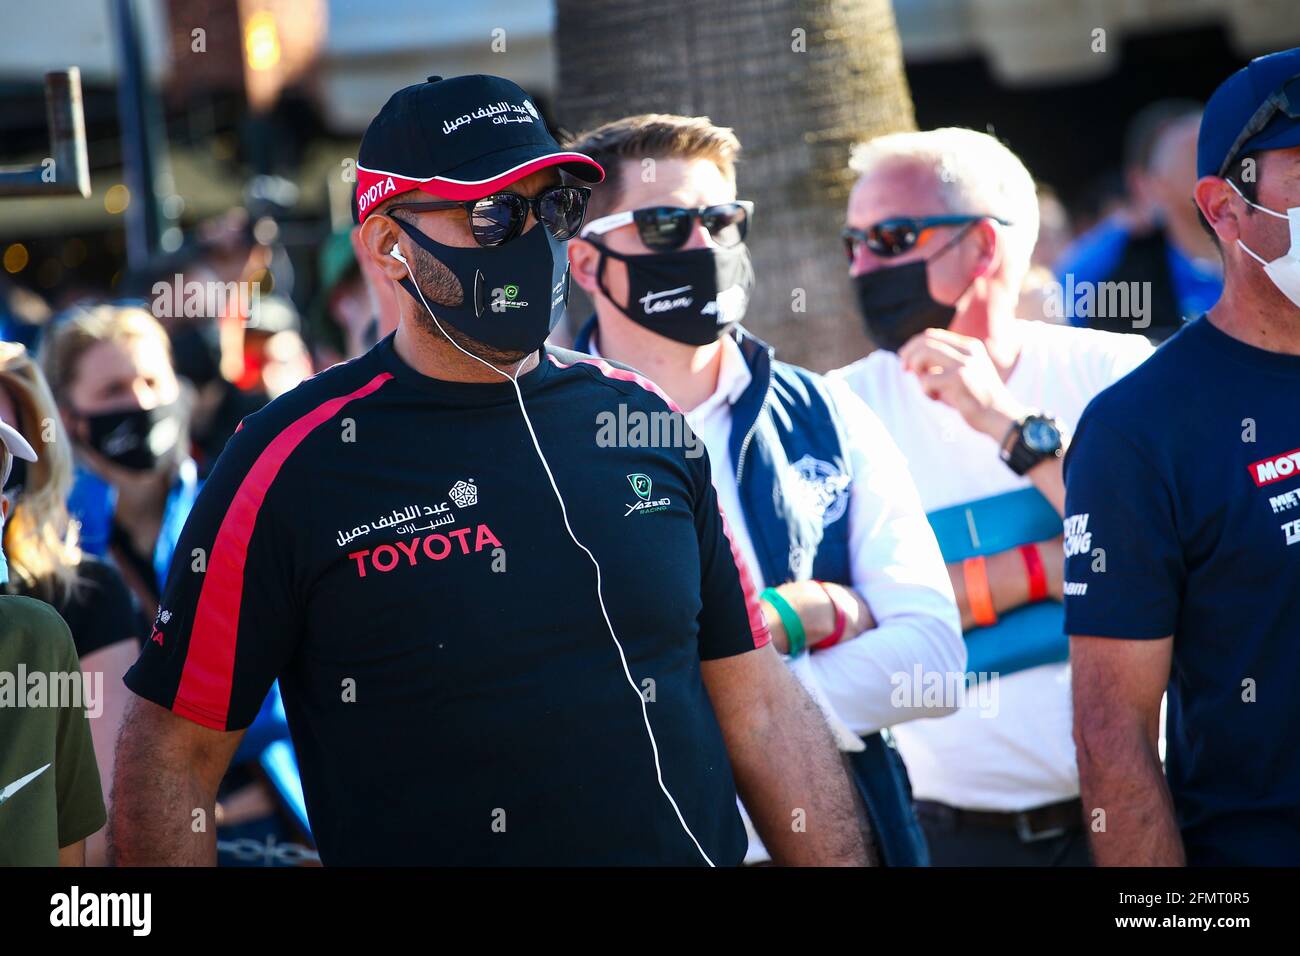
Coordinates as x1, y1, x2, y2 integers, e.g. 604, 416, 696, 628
1067, 48, 1300, 865
112, 75, 865, 867
565, 114, 964, 865
831, 128, 1154, 865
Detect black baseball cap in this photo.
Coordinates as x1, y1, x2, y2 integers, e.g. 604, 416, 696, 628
1198, 47, 1300, 179
355, 74, 604, 223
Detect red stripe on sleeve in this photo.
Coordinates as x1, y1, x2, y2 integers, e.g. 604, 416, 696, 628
173, 372, 393, 729
549, 353, 770, 649
714, 501, 771, 649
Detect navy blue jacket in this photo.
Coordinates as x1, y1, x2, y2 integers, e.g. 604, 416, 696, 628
575, 317, 929, 865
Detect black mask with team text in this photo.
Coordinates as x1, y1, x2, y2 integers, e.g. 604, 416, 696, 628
593, 243, 754, 346
394, 217, 570, 355
81, 402, 183, 472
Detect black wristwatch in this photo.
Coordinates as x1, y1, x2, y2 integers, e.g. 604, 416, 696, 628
1000, 412, 1064, 476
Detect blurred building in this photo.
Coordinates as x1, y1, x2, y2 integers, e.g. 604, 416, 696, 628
1, 0, 1297, 303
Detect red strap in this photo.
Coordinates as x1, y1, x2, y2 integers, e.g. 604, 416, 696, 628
1020, 543, 1048, 603
812, 581, 847, 651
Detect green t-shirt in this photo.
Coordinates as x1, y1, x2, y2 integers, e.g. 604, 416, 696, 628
0, 595, 106, 865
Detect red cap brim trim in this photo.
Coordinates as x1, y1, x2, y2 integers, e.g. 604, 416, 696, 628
355, 152, 604, 222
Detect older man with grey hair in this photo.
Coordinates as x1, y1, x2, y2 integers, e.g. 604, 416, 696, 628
830, 127, 1153, 865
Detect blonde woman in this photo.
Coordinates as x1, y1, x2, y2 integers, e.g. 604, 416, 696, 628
41, 304, 195, 614
42, 304, 307, 866
0, 341, 141, 867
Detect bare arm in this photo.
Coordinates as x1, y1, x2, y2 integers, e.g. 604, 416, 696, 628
948, 536, 1062, 631
1071, 634, 1183, 866
58, 840, 86, 866
760, 580, 874, 653
1022, 451, 1066, 514
109, 695, 246, 866
702, 642, 869, 866
80, 638, 140, 867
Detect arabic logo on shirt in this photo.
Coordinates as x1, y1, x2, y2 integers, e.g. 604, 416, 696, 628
449, 479, 478, 508
336, 502, 459, 548
787, 455, 850, 527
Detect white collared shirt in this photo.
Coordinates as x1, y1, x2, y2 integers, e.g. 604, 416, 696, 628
587, 331, 965, 859
831, 320, 1154, 812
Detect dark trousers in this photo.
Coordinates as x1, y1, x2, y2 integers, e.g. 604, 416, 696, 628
915, 799, 1093, 867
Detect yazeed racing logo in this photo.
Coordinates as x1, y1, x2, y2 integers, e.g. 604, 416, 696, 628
625, 473, 670, 517
493, 284, 528, 310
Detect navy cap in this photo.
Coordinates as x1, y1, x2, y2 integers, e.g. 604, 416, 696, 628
1198, 47, 1300, 179
355, 74, 603, 222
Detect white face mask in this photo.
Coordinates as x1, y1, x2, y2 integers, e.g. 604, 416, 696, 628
1227, 178, 1300, 307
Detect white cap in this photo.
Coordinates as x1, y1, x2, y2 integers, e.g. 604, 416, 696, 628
0, 415, 37, 488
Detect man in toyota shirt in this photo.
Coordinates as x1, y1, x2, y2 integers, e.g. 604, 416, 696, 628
1068, 48, 1300, 866
110, 75, 866, 866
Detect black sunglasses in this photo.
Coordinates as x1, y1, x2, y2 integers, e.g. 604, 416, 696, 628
1218, 73, 1300, 178
842, 214, 1011, 260
581, 201, 753, 251
387, 184, 591, 247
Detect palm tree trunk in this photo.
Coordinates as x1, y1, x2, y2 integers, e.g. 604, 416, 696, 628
555, 0, 915, 371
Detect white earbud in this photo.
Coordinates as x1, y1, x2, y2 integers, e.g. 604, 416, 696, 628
390, 243, 406, 264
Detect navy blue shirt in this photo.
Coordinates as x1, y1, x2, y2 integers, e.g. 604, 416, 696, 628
125, 334, 769, 865
1063, 316, 1300, 864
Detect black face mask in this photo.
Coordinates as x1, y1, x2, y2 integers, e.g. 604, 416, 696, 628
81, 402, 183, 472
394, 217, 570, 355
169, 320, 222, 388
852, 226, 975, 353
592, 243, 755, 346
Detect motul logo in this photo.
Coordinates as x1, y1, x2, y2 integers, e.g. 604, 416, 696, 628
1248, 447, 1300, 487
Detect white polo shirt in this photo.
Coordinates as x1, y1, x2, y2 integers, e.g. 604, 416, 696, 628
831, 319, 1154, 812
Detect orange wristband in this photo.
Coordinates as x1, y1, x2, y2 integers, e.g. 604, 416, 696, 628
963, 555, 998, 628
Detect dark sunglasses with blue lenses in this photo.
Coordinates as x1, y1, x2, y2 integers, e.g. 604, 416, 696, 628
388, 184, 591, 247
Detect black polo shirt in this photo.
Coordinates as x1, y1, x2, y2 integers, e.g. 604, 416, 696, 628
125, 334, 769, 865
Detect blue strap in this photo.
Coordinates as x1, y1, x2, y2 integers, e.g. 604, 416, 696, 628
154, 458, 200, 589
926, 487, 1067, 677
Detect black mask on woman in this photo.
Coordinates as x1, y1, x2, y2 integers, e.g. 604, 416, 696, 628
81, 401, 184, 472
592, 243, 755, 346
852, 226, 975, 353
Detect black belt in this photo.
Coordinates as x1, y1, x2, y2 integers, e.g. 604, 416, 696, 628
915, 797, 1084, 843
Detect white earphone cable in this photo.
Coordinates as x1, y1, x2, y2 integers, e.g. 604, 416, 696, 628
393, 247, 715, 866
